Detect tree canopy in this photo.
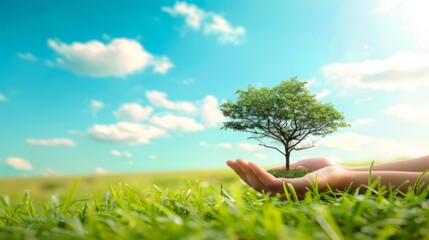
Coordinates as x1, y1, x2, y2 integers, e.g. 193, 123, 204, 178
220, 77, 349, 170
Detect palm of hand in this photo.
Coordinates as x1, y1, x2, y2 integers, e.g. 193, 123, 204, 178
227, 159, 346, 199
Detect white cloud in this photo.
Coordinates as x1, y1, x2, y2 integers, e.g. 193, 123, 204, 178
6, 157, 33, 171
218, 143, 232, 149
369, 137, 429, 159
375, 0, 429, 49
40, 167, 60, 177
0, 93, 6, 102
95, 167, 107, 174
152, 56, 175, 74
354, 96, 375, 104
203, 14, 245, 44
90, 100, 104, 117
352, 118, 375, 126
323, 51, 429, 91
318, 132, 374, 151
111, 149, 133, 158
318, 131, 429, 159
162, 2, 245, 44
87, 122, 166, 145
201, 96, 225, 127
17, 52, 37, 61
305, 78, 317, 87
162, 1, 205, 29
151, 114, 204, 132
26, 138, 76, 147
315, 89, 331, 99
182, 78, 194, 84
47, 38, 173, 77
200, 141, 233, 150
374, 0, 403, 13
114, 103, 153, 122
148, 154, 157, 159
385, 104, 429, 124
146, 91, 197, 113
254, 153, 266, 159
238, 143, 265, 151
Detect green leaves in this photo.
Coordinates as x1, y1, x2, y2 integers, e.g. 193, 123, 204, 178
220, 76, 349, 169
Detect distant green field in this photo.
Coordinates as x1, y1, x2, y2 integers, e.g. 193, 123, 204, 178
1, 165, 429, 239
0, 169, 234, 202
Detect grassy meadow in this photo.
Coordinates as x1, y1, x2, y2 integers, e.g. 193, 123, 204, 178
1, 166, 429, 239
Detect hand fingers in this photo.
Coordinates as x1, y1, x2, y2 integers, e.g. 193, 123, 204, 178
235, 159, 265, 192
226, 160, 251, 185
247, 161, 278, 187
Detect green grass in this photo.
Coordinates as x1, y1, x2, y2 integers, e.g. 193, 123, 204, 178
267, 169, 312, 178
1, 169, 429, 239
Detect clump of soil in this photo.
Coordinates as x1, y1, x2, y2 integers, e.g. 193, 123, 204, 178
267, 169, 312, 178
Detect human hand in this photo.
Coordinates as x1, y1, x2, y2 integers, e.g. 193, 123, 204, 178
270, 157, 339, 171
227, 159, 347, 199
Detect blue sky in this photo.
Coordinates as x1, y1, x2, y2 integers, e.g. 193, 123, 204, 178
1, 0, 429, 176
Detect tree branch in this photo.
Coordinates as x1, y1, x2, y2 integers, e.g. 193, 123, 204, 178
258, 143, 286, 156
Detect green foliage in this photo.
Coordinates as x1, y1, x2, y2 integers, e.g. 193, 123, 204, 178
267, 169, 312, 178
221, 77, 350, 169
1, 173, 429, 239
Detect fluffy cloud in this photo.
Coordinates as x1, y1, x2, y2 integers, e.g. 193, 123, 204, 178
17, 52, 37, 61
0, 93, 6, 102
318, 131, 429, 159
151, 114, 204, 132
47, 38, 173, 77
40, 167, 60, 177
162, 2, 245, 44
375, 0, 429, 49
305, 78, 317, 87
315, 89, 331, 99
87, 122, 166, 145
318, 132, 374, 151
385, 104, 429, 124
254, 153, 266, 159
162, 1, 204, 29
352, 118, 375, 126
201, 96, 225, 127
90, 100, 104, 117
6, 157, 33, 171
111, 150, 133, 158
152, 56, 175, 74
200, 142, 233, 150
95, 167, 107, 174
323, 51, 429, 91
238, 143, 265, 151
203, 15, 246, 44
218, 143, 232, 149
26, 138, 76, 147
146, 91, 197, 113
114, 103, 153, 122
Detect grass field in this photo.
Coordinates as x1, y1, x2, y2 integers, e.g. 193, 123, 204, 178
1, 167, 429, 239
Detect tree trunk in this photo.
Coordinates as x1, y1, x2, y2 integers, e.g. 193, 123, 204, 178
285, 151, 290, 170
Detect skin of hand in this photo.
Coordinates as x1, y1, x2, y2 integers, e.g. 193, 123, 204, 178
227, 159, 429, 200
226, 159, 347, 199
270, 157, 338, 171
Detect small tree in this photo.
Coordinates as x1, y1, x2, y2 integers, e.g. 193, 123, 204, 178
220, 77, 349, 170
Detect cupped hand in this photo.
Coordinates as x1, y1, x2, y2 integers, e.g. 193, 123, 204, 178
270, 157, 339, 171
227, 159, 347, 199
